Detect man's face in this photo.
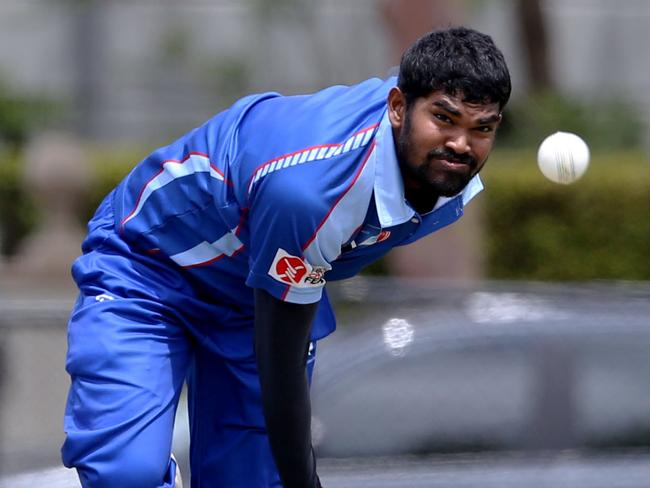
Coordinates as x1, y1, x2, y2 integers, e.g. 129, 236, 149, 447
388, 88, 501, 206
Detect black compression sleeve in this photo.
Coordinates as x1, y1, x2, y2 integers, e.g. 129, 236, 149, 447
254, 288, 322, 488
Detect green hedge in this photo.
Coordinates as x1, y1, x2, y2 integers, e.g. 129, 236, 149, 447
0, 147, 138, 255
483, 149, 650, 280
0, 153, 37, 255
2, 147, 650, 281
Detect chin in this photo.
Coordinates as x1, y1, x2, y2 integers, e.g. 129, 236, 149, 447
429, 175, 471, 197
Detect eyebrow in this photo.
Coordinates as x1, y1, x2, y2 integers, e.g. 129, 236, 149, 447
433, 100, 501, 125
433, 100, 461, 117
477, 114, 501, 125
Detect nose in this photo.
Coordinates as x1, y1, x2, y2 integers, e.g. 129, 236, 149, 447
445, 129, 471, 155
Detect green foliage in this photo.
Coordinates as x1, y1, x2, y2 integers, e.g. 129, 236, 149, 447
483, 149, 650, 280
0, 95, 35, 148
0, 155, 38, 255
0, 79, 64, 253
499, 92, 644, 150
0, 147, 136, 256
0, 89, 58, 149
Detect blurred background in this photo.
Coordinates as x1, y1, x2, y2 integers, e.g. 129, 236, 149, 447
1, 0, 649, 486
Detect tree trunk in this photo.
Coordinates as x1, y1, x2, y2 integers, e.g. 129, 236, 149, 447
516, 0, 554, 93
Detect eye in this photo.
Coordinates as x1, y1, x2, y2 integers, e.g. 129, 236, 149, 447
475, 126, 494, 134
434, 113, 452, 124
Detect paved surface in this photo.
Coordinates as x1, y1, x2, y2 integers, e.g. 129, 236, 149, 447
319, 451, 650, 488
3, 450, 650, 487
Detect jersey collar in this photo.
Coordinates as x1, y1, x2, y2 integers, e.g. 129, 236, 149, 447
372, 110, 484, 227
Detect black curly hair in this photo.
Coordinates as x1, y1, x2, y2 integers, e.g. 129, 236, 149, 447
398, 26, 511, 110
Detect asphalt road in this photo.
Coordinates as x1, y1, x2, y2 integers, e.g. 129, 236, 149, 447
3, 450, 650, 488
319, 450, 650, 488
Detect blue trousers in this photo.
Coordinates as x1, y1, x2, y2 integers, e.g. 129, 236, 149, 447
62, 198, 317, 487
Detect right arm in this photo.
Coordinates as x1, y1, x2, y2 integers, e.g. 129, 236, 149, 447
254, 288, 322, 488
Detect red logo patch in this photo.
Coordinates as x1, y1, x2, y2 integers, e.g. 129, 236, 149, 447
275, 256, 307, 284
377, 230, 391, 243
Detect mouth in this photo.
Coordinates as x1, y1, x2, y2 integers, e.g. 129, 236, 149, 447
435, 158, 472, 172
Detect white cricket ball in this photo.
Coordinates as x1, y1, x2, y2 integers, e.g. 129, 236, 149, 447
537, 131, 590, 184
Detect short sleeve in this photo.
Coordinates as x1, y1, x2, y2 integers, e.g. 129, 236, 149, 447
242, 123, 377, 304
245, 170, 338, 304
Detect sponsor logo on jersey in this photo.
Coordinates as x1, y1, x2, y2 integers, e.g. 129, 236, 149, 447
269, 249, 326, 288
305, 266, 327, 286
376, 230, 391, 243
357, 229, 391, 247
276, 255, 307, 284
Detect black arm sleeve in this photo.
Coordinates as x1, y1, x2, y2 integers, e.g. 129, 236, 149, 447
254, 288, 322, 488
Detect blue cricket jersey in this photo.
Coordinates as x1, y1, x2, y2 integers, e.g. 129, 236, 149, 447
108, 76, 483, 340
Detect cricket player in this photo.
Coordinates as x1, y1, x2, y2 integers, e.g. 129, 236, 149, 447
62, 26, 511, 487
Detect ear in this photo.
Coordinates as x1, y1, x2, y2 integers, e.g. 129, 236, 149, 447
387, 87, 407, 131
